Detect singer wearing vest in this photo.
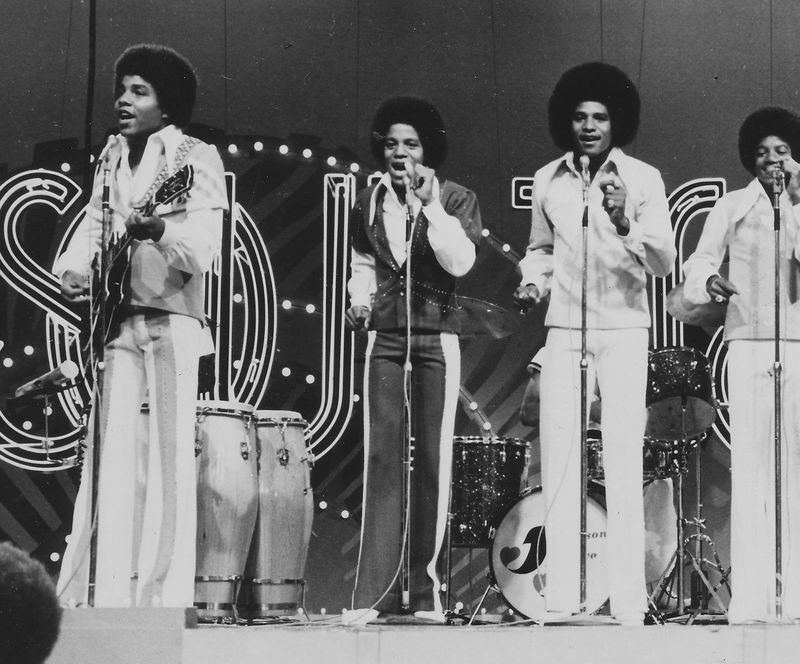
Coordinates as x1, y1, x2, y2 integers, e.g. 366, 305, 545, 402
514, 63, 675, 625
682, 107, 800, 624
343, 96, 482, 624
53, 44, 227, 608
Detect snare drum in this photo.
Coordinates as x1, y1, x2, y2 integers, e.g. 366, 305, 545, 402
450, 436, 530, 547
193, 401, 259, 618
646, 347, 716, 439
587, 431, 690, 482
238, 411, 314, 618
643, 438, 691, 479
489, 487, 608, 619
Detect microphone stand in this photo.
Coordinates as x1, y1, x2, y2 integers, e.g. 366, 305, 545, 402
772, 170, 785, 620
579, 157, 590, 612
400, 183, 415, 612
87, 155, 113, 607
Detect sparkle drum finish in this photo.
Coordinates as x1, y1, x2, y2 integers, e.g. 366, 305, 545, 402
646, 347, 716, 439
450, 436, 530, 547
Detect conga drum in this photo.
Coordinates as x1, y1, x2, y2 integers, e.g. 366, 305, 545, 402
238, 410, 314, 618
193, 401, 259, 619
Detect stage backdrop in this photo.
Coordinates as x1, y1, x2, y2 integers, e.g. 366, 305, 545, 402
2, 0, 793, 614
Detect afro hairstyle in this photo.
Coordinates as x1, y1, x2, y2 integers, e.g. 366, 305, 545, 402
114, 44, 197, 128
369, 96, 447, 169
548, 62, 641, 152
0, 542, 62, 664
738, 106, 800, 174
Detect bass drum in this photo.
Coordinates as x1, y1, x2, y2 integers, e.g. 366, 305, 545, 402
489, 487, 608, 619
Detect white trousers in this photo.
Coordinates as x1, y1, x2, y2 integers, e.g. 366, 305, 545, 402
57, 313, 202, 607
728, 339, 800, 623
540, 327, 648, 616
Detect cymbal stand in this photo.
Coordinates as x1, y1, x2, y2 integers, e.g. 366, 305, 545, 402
648, 402, 730, 623
647, 420, 687, 618
681, 433, 730, 623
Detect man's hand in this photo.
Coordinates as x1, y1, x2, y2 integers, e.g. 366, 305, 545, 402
782, 157, 800, 204
60, 270, 89, 303
598, 174, 630, 235
706, 274, 738, 304
125, 211, 165, 241
405, 162, 435, 206
345, 305, 371, 331
513, 283, 541, 312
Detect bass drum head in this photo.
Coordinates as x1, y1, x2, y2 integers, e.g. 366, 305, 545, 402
489, 487, 608, 619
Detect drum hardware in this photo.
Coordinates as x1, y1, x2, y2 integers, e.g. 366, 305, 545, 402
194, 574, 244, 624
643, 346, 728, 623
193, 416, 202, 456
648, 431, 730, 624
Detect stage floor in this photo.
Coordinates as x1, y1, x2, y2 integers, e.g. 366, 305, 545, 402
48, 608, 800, 664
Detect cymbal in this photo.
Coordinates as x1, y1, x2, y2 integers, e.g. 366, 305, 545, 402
666, 282, 726, 329
666, 263, 729, 329
456, 296, 520, 339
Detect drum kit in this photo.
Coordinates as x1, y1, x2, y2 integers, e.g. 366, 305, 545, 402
138, 401, 314, 623
445, 344, 727, 623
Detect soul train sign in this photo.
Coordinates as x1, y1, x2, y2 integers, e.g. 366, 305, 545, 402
0, 169, 356, 471
0, 169, 728, 472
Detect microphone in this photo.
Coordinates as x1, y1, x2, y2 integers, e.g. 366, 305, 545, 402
97, 135, 119, 165
579, 155, 590, 191
579, 155, 590, 228
14, 361, 80, 398
773, 167, 785, 211
403, 165, 415, 240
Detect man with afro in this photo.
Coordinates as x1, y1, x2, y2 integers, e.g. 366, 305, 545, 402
344, 96, 482, 624
54, 44, 227, 608
514, 62, 676, 625
0, 542, 62, 664
683, 106, 800, 623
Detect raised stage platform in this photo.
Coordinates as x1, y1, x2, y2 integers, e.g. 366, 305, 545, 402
47, 609, 800, 664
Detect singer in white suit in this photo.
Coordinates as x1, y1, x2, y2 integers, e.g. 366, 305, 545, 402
53, 44, 226, 608
683, 107, 800, 623
514, 62, 675, 625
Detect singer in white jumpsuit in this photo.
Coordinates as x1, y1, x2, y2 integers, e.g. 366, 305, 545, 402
683, 107, 800, 623
515, 62, 675, 625
53, 44, 226, 608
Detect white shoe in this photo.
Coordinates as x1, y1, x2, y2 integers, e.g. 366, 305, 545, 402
341, 608, 379, 625
538, 610, 577, 624
413, 610, 445, 624
614, 612, 644, 626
